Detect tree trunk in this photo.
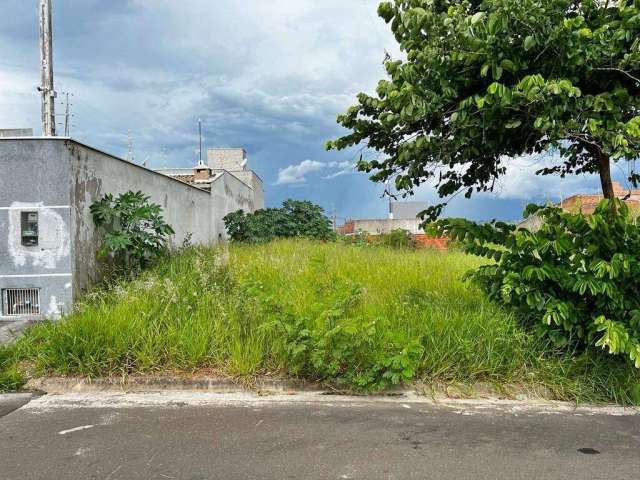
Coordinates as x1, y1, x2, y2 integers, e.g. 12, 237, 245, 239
597, 152, 615, 199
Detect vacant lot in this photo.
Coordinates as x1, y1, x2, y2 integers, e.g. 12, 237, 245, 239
1, 240, 638, 402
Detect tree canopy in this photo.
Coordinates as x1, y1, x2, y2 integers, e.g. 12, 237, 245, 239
223, 199, 336, 243
328, 0, 640, 219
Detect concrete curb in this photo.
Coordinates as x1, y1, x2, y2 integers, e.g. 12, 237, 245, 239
22, 376, 640, 415
17, 389, 640, 416
25, 376, 329, 395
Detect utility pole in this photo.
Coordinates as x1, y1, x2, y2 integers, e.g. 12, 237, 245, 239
332, 207, 337, 232
39, 0, 56, 136
386, 180, 393, 219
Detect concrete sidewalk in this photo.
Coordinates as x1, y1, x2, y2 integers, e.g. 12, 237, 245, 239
0, 319, 34, 344
1, 392, 639, 480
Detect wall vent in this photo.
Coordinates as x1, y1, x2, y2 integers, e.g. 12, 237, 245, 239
2, 288, 41, 316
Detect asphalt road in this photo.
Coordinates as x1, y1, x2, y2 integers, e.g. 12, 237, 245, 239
1, 393, 639, 480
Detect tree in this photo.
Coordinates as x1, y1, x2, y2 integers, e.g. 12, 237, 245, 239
328, 0, 640, 219
223, 199, 336, 242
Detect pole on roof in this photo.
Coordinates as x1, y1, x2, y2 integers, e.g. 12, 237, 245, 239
39, 0, 56, 136
198, 119, 203, 164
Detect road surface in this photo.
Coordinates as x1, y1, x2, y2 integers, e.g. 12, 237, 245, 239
1, 392, 639, 480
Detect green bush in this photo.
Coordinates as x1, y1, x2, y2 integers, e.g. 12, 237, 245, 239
338, 230, 416, 250
224, 199, 336, 243
253, 281, 423, 390
90, 191, 175, 273
375, 229, 416, 250
436, 199, 640, 367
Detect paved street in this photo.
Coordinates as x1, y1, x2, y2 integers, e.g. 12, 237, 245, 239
1, 392, 639, 480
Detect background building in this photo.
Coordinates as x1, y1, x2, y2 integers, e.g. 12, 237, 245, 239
338, 201, 429, 235
156, 148, 264, 211
561, 182, 640, 214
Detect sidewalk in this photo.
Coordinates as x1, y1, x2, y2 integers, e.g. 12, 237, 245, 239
0, 319, 33, 345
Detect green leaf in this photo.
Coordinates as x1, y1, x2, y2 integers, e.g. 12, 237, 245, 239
500, 59, 517, 73
524, 35, 537, 51
471, 12, 485, 25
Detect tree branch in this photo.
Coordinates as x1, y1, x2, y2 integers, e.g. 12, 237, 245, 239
593, 67, 640, 85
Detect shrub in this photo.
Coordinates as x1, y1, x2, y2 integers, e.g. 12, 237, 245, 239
338, 230, 416, 250
252, 280, 423, 390
90, 191, 175, 273
435, 199, 640, 367
338, 231, 370, 247
375, 229, 416, 250
224, 199, 335, 243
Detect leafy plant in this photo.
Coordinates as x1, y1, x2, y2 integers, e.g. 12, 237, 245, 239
224, 199, 336, 243
434, 199, 640, 367
256, 281, 423, 391
90, 191, 175, 272
375, 229, 416, 250
328, 0, 640, 219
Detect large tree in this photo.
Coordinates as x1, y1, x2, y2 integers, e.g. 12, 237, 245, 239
328, 0, 640, 219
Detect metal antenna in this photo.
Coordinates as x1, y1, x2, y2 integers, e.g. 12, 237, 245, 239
62, 91, 73, 136
127, 129, 133, 162
38, 0, 56, 136
198, 119, 203, 164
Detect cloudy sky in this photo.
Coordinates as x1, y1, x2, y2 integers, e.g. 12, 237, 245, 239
0, 0, 613, 221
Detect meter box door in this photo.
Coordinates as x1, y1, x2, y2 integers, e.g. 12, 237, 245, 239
21, 211, 39, 246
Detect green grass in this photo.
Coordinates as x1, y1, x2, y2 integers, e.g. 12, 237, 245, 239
1, 239, 638, 403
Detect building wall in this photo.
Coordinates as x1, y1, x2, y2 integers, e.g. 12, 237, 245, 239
0, 140, 73, 320
0, 129, 34, 138
349, 218, 424, 235
1, 138, 259, 320
389, 202, 428, 220
207, 148, 246, 171
67, 141, 214, 294
227, 170, 265, 211
210, 173, 256, 241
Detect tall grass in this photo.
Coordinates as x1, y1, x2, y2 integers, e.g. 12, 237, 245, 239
1, 239, 638, 402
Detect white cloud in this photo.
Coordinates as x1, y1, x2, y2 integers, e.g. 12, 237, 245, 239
494, 153, 601, 201
322, 161, 355, 179
276, 160, 326, 185
276, 159, 355, 185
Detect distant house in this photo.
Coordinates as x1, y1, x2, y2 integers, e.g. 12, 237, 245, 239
155, 148, 264, 210
337, 201, 448, 249
518, 181, 640, 231
561, 182, 640, 214
338, 201, 429, 235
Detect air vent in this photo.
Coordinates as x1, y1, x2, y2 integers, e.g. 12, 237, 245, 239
2, 288, 41, 316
